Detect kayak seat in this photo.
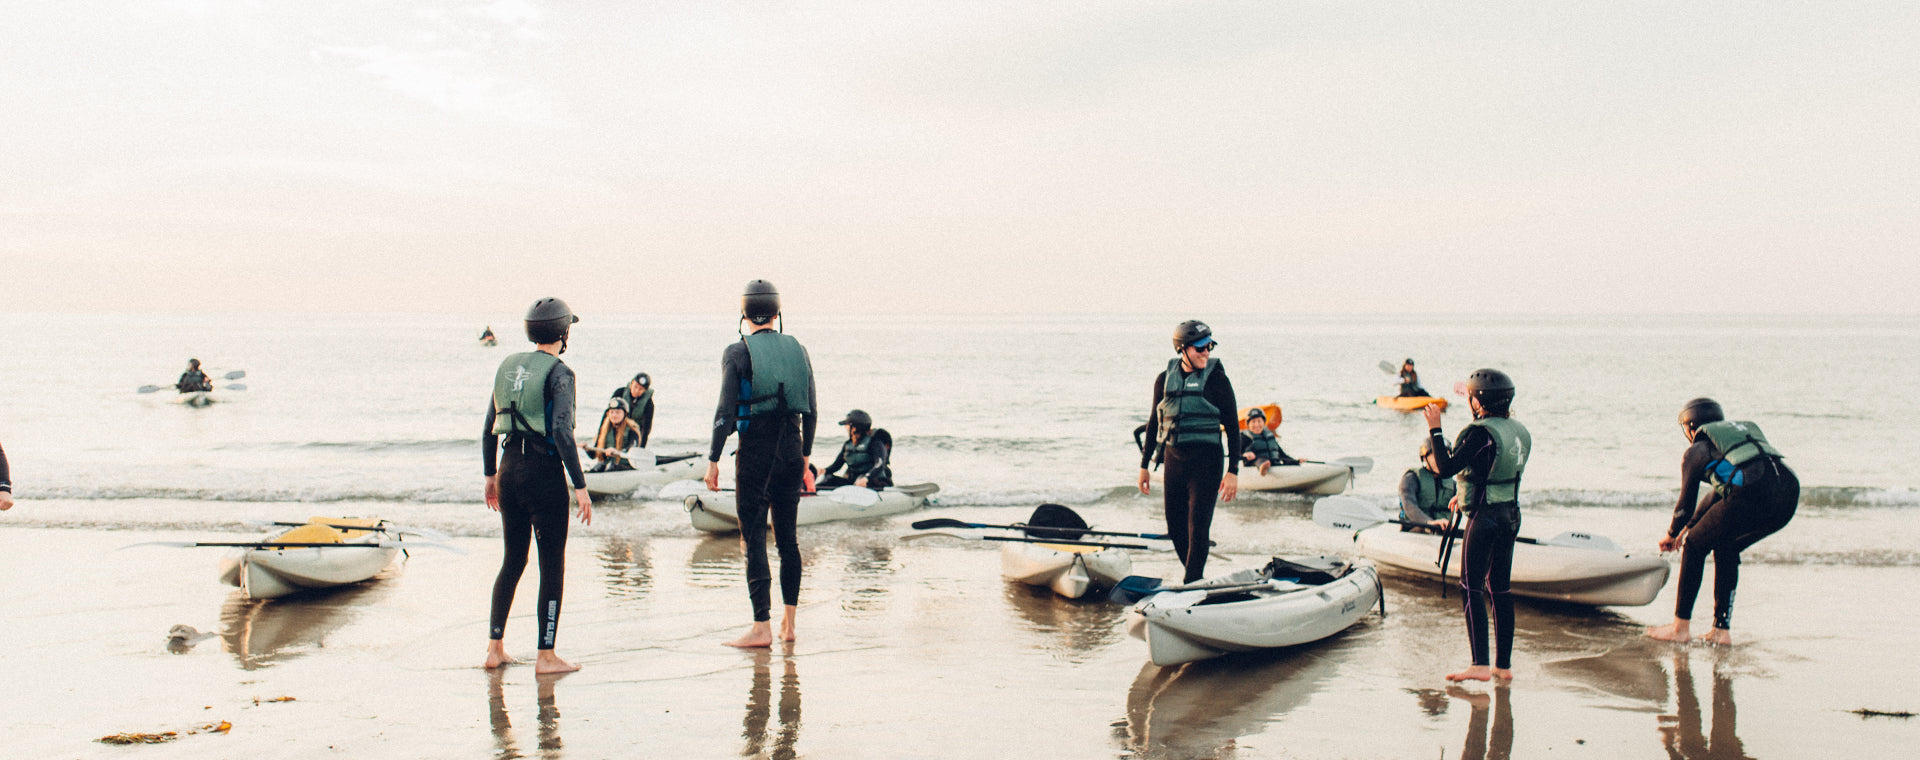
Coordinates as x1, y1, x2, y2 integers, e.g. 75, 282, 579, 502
1022, 503, 1090, 541
1262, 557, 1345, 586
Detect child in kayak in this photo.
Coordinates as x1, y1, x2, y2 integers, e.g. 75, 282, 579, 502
1239, 408, 1297, 475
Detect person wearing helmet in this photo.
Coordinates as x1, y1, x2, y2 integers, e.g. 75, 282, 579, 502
481, 297, 593, 674
1239, 408, 1298, 475
817, 409, 892, 489
705, 280, 818, 648
584, 397, 643, 472
1137, 320, 1241, 583
611, 373, 656, 448
1422, 368, 1531, 683
1398, 358, 1430, 398
176, 359, 213, 393
480, 326, 496, 346
1647, 398, 1798, 647
1397, 440, 1455, 533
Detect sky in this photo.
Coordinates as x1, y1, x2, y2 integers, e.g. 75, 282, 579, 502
3, 1, 1917, 315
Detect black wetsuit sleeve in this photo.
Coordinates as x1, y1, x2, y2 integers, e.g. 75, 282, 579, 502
1210, 368, 1241, 474
637, 400, 654, 448
711, 342, 747, 462
822, 442, 848, 477
547, 364, 587, 489
1427, 425, 1493, 481
1141, 371, 1167, 470
799, 344, 818, 457
1668, 439, 1717, 536
483, 399, 500, 477
1399, 470, 1424, 519
0, 441, 11, 492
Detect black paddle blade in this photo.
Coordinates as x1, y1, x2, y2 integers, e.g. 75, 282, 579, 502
910, 518, 977, 530
1025, 503, 1089, 541
1109, 575, 1165, 604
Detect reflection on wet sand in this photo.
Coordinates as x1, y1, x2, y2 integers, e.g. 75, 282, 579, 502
219, 582, 385, 670
743, 646, 802, 760
597, 537, 653, 600
1117, 640, 1348, 759
1002, 583, 1127, 657
488, 669, 565, 760
1447, 685, 1513, 760
837, 545, 895, 615
1543, 640, 1672, 706
1658, 650, 1753, 760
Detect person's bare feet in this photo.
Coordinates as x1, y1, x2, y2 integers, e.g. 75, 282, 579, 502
1698, 628, 1734, 646
727, 621, 774, 649
1491, 667, 1514, 682
778, 606, 797, 642
1646, 620, 1692, 642
484, 641, 519, 669
1446, 665, 1493, 682
533, 651, 580, 674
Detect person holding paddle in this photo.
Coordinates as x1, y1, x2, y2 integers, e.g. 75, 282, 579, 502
1422, 368, 1530, 683
176, 359, 213, 393
1137, 320, 1240, 583
611, 373, 655, 447
584, 397, 642, 473
705, 280, 817, 648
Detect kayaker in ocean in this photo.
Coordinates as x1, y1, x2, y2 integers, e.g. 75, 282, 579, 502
175, 359, 213, 393
1239, 407, 1297, 475
611, 373, 655, 447
482, 297, 592, 674
1137, 320, 1240, 583
1397, 440, 1455, 533
816, 409, 891, 490
705, 280, 817, 648
584, 397, 642, 473
1398, 358, 1430, 398
1647, 398, 1798, 647
1423, 368, 1530, 683
0, 440, 13, 511
480, 326, 496, 344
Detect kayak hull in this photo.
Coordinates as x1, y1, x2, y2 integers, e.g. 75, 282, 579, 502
1237, 463, 1352, 495
174, 391, 214, 407
1000, 541, 1133, 599
1353, 525, 1670, 606
216, 518, 399, 600
684, 483, 940, 533
1128, 558, 1379, 666
583, 458, 703, 496
1374, 396, 1446, 413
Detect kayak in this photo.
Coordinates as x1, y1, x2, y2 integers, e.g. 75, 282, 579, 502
1238, 462, 1351, 495
1001, 541, 1133, 599
215, 517, 400, 600
685, 483, 940, 533
1126, 556, 1380, 666
173, 391, 214, 407
1352, 525, 1669, 606
1375, 396, 1446, 413
583, 456, 704, 496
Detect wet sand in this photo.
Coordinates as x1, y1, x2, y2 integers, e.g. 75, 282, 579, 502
5, 498, 1919, 758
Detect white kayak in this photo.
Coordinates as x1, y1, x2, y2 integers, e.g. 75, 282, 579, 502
173, 391, 214, 407
1353, 525, 1670, 606
583, 456, 704, 496
685, 483, 940, 533
1127, 556, 1380, 666
1237, 463, 1352, 495
1001, 541, 1133, 599
216, 518, 401, 600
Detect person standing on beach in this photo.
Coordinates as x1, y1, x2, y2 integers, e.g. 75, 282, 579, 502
482, 297, 593, 673
705, 280, 817, 648
1647, 398, 1797, 647
1137, 320, 1240, 583
1, 440, 14, 511
1423, 369, 1530, 683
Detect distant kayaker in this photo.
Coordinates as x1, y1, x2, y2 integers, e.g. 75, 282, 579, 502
585, 397, 642, 473
611, 373, 655, 448
0, 440, 13, 511
1647, 398, 1798, 647
1398, 440, 1455, 533
816, 409, 891, 490
1398, 358, 1430, 398
176, 359, 213, 393
1239, 408, 1297, 475
705, 280, 817, 648
1137, 320, 1240, 583
482, 297, 592, 674
1423, 368, 1530, 683
480, 326, 496, 342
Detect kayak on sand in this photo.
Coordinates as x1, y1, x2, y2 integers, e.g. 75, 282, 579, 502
1125, 555, 1382, 666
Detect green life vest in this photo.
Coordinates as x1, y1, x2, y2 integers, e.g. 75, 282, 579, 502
1408, 467, 1457, 518
739, 331, 813, 419
844, 435, 877, 476
1245, 430, 1286, 463
492, 351, 561, 440
1697, 420, 1782, 491
1457, 416, 1531, 509
1156, 358, 1224, 450
626, 386, 653, 415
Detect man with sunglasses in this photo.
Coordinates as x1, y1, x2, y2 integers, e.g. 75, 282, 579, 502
1137, 320, 1240, 583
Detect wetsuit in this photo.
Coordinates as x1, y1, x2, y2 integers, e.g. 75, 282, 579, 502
1143, 362, 1241, 583
613, 386, 655, 447
1398, 467, 1455, 531
481, 358, 585, 650
818, 435, 890, 489
1427, 420, 1522, 671
177, 369, 212, 393
1666, 435, 1797, 630
711, 335, 818, 622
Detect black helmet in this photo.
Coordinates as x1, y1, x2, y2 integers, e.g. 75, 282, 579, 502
1678, 397, 1724, 429
1464, 368, 1515, 414
837, 409, 872, 431
1245, 408, 1266, 421
607, 397, 630, 413
742, 280, 781, 325
632, 372, 650, 388
525, 297, 579, 344
1404, 358, 1415, 366
1172, 320, 1216, 352
187, 358, 201, 369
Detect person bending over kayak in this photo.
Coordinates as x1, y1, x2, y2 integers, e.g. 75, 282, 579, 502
1398, 440, 1455, 533
1137, 320, 1240, 583
705, 280, 817, 648
0, 440, 13, 511
611, 373, 655, 447
817, 409, 891, 490
1647, 398, 1798, 647
482, 297, 593, 674
176, 359, 213, 393
1399, 358, 1430, 398
585, 397, 643, 473
1239, 408, 1297, 475
1424, 368, 1530, 683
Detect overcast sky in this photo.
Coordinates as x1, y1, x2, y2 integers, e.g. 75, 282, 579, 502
4, 1, 1916, 315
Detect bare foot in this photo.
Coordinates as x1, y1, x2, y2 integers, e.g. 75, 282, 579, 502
484, 642, 520, 669
1491, 667, 1514, 682
1446, 665, 1493, 682
778, 606, 797, 642
1646, 620, 1692, 642
533, 651, 581, 674
726, 621, 774, 649
1698, 628, 1734, 646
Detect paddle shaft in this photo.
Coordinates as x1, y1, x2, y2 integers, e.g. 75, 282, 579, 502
909, 518, 1178, 542
976, 535, 1150, 550
159, 542, 397, 549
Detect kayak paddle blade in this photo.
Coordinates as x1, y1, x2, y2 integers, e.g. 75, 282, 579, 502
224, 383, 247, 391
910, 518, 980, 531
1109, 575, 1166, 604
224, 370, 247, 380
136, 385, 162, 394
623, 448, 657, 468
1312, 496, 1391, 533
1331, 456, 1375, 475
1378, 360, 1396, 375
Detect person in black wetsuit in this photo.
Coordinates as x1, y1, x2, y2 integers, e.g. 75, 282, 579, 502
1, 440, 14, 511
482, 297, 592, 674
1398, 440, 1455, 533
704, 280, 818, 648
1647, 398, 1797, 647
176, 359, 213, 393
1424, 368, 1530, 683
1239, 408, 1297, 475
1136, 320, 1240, 583
611, 373, 655, 447
1398, 358, 1430, 398
817, 409, 891, 489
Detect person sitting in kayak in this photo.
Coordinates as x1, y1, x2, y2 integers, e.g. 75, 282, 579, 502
480, 326, 496, 343
611, 373, 655, 448
585, 397, 643, 473
1398, 440, 1455, 533
1398, 358, 1430, 398
176, 359, 213, 393
1239, 408, 1297, 475
816, 409, 892, 490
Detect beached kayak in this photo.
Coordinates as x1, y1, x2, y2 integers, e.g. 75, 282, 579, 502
684, 483, 940, 533
216, 518, 401, 600
1353, 525, 1669, 606
1238, 462, 1352, 495
1001, 540, 1133, 599
1126, 556, 1380, 666
1374, 395, 1446, 412
583, 456, 704, 496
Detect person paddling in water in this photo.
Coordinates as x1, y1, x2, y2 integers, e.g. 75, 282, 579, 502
482, 298, 592, 673
1137, 320, 1240, 583
1398, 358, 1430, 398
706, 280, 817, 648
176, 359, 213, 393
1424, 369, 1530, 683
1647, 398, 1798, 647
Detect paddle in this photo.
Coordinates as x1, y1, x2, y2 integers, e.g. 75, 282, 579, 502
900, 531, 1151, 551
1310, 496, 1625, 552
909, 517, 1178, 542
582, 446, 656, 468
658, 479, 882, 507
121, 540, 466, 554
238, 520, 451, 542
1110, 574, 1302, 605
1453, 381, 1468, 397
1378, 360, 1397, 375
1437, 507, 1462, 599
1298, 456, 1375, 475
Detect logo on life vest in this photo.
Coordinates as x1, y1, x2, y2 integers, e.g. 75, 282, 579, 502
509, 365, 534, 392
